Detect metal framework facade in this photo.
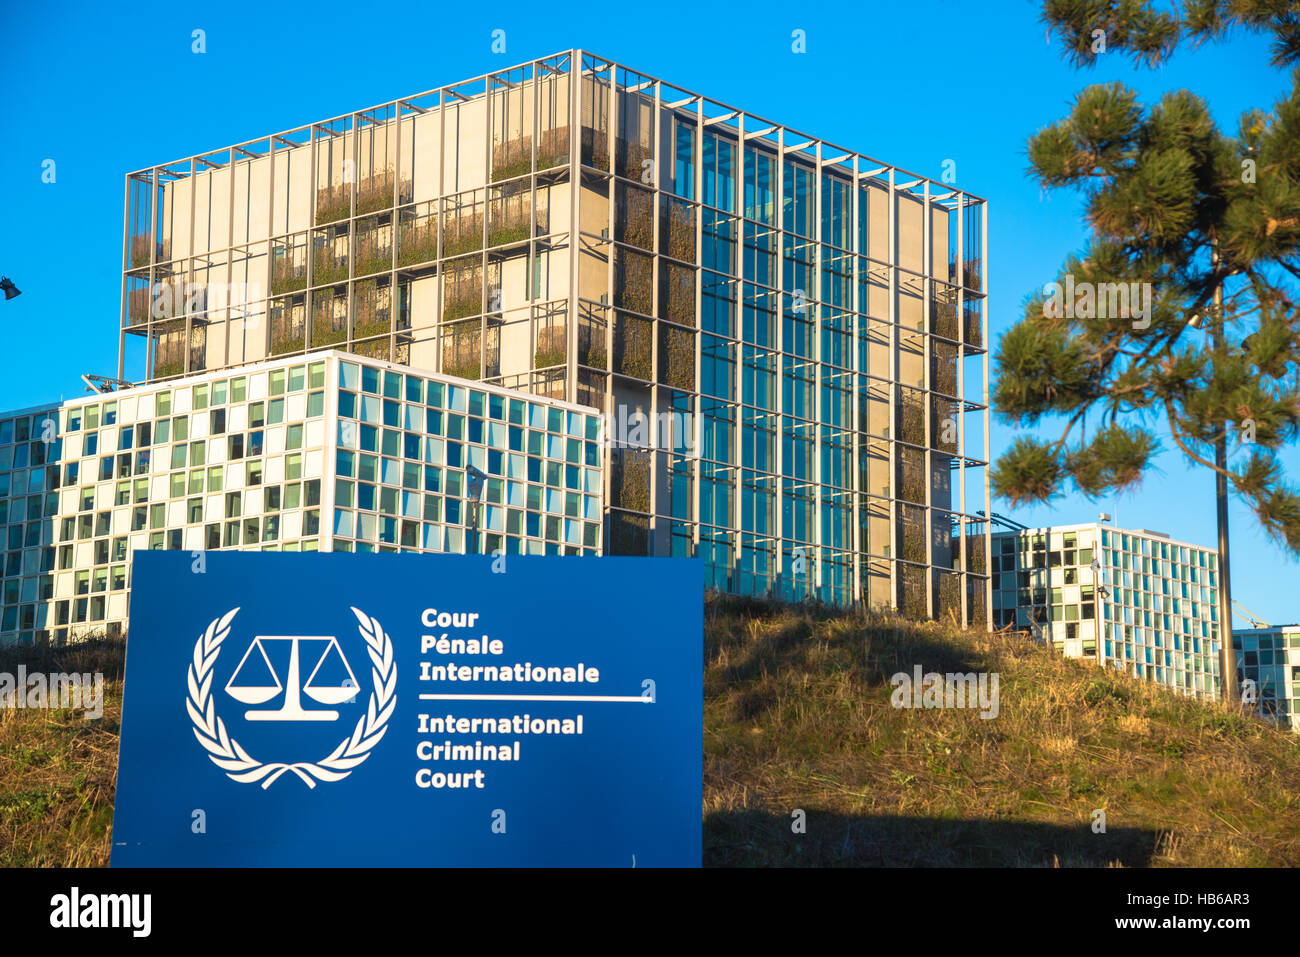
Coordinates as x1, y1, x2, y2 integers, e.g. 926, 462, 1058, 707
118, 49, 991, 622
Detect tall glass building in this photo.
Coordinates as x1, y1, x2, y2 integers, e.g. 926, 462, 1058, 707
0, 353, 603, 645
990, 523, 1222, 701
19, 48, 987, 636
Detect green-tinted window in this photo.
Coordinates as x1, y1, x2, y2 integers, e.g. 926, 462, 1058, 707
335, 479, 354, 508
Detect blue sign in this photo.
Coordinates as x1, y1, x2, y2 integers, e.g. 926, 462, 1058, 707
112, 552, 702, 867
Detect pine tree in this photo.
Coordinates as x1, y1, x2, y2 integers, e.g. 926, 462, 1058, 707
994, 2, 1300, 559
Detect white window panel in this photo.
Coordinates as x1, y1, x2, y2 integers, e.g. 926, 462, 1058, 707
108, 593, 128, 620
249, 372, 269, 401
302, 447, 323, 478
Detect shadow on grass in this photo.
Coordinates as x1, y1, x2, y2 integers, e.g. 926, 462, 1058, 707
705, 596, 999, 713
705, 809, 1160, 867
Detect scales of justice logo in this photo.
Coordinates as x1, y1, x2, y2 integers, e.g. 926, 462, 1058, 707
186, 607, 397, 788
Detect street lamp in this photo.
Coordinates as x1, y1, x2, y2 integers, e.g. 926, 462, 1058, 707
0, 277, 20, 300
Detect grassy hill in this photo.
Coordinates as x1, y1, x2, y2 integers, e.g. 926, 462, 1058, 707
704, 597, 1300, 866
3, 598, 1299, 866
0, 639, 121, 867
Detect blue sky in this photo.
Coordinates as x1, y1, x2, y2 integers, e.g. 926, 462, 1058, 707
1, 0, 1294, 622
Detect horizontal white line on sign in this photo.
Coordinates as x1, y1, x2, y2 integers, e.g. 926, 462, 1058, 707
418, 694, 651, 703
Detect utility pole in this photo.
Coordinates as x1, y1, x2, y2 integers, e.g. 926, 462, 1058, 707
1211, 243, 1238, 703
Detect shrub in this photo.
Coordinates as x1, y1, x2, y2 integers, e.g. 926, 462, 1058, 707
963, 304, 983, 348
353, 230, 391, 277
660, 262, 696, 328
897, 447, 926, 504
613, 312, 652, 381
663, 199, 696, 262
614, 249, 653, 315
492, 155, 532, 182
128, 235, 155, 269
658, 324, 695, 391
312, 252, 349, 287
616, 137, 653, 181
931, 295, 959, 340
618, 185, 654, 250
309, 313, 345, 348
897, 390, 926, 446
534, 323, 566, 369
487, 223, 530, 248
611, 450, 651, 513
443, 214, 484, 258
581, 127, 610, 171
442, 322, 481, 380
398, 219, 438, 267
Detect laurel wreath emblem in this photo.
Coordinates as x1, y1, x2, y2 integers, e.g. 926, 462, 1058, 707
186, 607, 397, 789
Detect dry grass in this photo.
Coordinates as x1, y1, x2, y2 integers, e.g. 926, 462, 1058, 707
0, 641, 122, 867
703, 595, 1300, 867
4, 602, 1300, 868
